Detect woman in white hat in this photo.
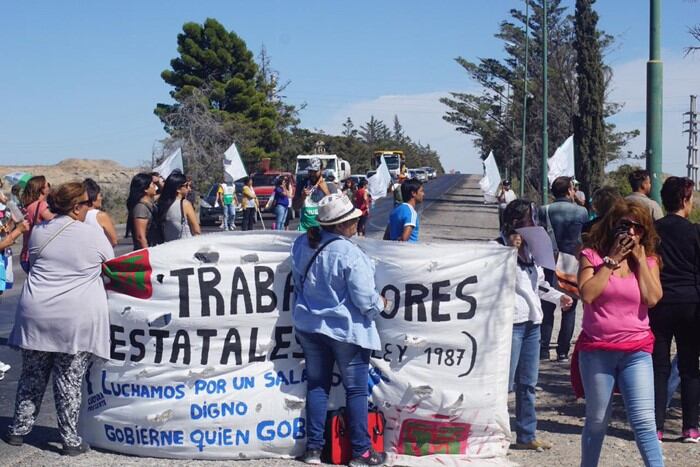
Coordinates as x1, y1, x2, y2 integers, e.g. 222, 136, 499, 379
291, 193, 386, 466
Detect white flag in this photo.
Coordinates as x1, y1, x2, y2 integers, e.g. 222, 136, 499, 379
479, 151, 502, 203
547, 135, 575, 186
223, 142, 247, 183
152, 148, 183, 179
367, 156, 392, 200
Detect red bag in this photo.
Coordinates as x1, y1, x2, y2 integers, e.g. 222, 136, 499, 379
323, 407, 385, 465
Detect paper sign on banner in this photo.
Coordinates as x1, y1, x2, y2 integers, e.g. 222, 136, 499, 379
81, 233, 515, 465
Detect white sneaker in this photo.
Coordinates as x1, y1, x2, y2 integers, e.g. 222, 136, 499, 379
0, 361, 10, 379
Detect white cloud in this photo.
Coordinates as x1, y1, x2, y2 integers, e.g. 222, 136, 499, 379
608, 51, 700, 175
319, 92, 482, 174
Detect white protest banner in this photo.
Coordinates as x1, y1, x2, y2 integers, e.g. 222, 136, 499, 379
479, 151, 501, 203
81, 233, 515, 465
368, 156, 392, 200
153, 148, 184, 179
547, 135, 575, 186
224, 142, 247, 183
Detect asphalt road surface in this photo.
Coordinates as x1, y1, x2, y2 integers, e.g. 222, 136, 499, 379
0, 174, 496, 466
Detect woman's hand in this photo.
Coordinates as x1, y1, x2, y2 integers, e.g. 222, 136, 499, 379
629, 237, 646, 265
16, 220, 30, 233
560, 294, 574, 311
608, 234, 634, 263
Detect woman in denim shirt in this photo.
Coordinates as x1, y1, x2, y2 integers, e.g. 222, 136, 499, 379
291, 193, 386, 466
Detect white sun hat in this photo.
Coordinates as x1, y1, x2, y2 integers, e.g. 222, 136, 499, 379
317, 193, 362, 226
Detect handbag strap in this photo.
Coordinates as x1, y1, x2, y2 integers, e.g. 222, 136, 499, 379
300, 237, 344, 290
180, 198, 186, 238
34, 218, 76, 264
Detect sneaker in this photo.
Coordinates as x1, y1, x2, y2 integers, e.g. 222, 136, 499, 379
348, 448, 386, 466
1, 431, 23, 446
556, 354, 570, 362
657, 430, 663, 442
61, 441, 90, 456
513, 439, 553, 451
682, 428, 700, 443
297, 448, 322, 464
540, 352, 551, 361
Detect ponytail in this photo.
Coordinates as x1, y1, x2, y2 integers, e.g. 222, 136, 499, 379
307, 226, 322, 249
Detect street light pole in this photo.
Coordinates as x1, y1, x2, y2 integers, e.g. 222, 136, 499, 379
541, 0, 549, 203
646, 0, 663, 203
520, 0, 530, 198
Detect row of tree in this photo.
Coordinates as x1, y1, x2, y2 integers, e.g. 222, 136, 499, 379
441, 0, 637, 199
153, 18, 441, 191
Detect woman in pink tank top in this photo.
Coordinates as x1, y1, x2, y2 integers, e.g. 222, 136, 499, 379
576, 200, 663, 467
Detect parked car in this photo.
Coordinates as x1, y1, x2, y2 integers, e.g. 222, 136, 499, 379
347, 174, 367, 186
422, 167, 437, 179
249, 171, 295, 213
409, 169, 428, 183
199, 183, 242, 226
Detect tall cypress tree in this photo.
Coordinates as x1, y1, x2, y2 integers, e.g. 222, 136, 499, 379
573, 0, 607, 197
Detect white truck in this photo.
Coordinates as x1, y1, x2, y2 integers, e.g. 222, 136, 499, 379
295, 154, 351, 182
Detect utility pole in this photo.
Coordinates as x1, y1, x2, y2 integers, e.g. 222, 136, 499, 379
646, 0, 663, 203
686, 95, 699, 189
541, 0, 549, 204
520, 0, 530, 198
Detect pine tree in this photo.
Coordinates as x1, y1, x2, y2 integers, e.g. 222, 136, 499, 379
573, 0, 607, 197
392, 115, 406, 144
155, 18, 283, 171
359, 116, 390, 145
342, 117, 357, 138
441, 0, 637, 196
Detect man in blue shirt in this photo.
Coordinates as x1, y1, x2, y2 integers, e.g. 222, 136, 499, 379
538, 176, 588, 362
385, 178, 424, 242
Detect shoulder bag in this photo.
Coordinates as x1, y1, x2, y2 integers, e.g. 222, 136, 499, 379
299, 237, 343, 292
26, 219, 76, 272
19, 205, 41, 273
545, 205, 580, 298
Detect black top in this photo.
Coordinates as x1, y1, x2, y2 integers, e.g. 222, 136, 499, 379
655, 214, 700, 304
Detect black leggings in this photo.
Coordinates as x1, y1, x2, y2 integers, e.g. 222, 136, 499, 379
242, 208, 256, 231
649, 302, 700, 431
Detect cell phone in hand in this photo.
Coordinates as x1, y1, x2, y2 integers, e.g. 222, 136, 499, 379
614, 225, 629, 238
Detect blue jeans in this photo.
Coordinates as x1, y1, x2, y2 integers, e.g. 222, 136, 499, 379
296, 330, 371, 457
274, 204, 288, 230
579, 350, 663, 467
222, 204, 235, 230
509, 321, 540, 443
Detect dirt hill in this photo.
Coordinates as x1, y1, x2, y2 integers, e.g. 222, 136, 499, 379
0, 159, 142, 222
0, 158, 140, 188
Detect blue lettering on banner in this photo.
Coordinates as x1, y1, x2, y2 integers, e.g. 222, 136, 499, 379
104, 424, 184, 446
263, 369, 307, 388
87, 393, 106, 412
256, 418, 306, 442
231, 376, 255, 390
101, 371, 185, 400
190, 401, 248, 420
190, 428, 251, 452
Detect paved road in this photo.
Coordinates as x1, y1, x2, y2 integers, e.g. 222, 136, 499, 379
0, 174, 498, 466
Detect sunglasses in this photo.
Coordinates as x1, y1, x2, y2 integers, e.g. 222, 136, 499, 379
617, 220, 645, 234
76, 199, 93, 207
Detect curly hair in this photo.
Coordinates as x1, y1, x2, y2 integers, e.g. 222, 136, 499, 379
583, 200, 660, 260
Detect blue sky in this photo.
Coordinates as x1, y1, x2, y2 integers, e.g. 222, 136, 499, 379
0, 0, 698, 175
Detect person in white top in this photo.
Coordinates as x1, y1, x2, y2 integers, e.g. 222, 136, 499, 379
499, 199, 573, 452
497, 179, 518, 205
82, 178, 118, 247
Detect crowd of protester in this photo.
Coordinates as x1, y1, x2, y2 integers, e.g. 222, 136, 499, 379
1, 166, 699, 467
494, 170, 700, 467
